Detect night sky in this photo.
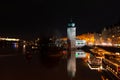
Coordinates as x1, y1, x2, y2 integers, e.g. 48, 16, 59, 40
0, 0, 120, 40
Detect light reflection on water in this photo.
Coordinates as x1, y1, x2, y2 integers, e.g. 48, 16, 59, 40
13, 42, 19, 48
66, 49, 112, 80
67, 49, 88, 78
0, 44, 117, 80
67, 49, 76, 77
22, 44, 26, 54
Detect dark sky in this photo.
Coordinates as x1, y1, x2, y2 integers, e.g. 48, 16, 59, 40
0, 0, 120, 40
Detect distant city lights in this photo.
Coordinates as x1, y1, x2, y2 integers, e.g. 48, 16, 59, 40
0, 38, 19, 41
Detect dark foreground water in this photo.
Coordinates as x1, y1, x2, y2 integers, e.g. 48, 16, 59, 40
0, 46, 118, 80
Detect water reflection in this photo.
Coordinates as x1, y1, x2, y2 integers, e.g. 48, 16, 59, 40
23, 44, 26, 54
75, 49, 87, 58
1, 41, 117, 80
67, 49, 90, 78
13, 42, 19, 48
39, 45, 62, 68
22, 44, 33, 63
67, 49, 76, 77
67, 49, 103, 78
12, 38, 116, 80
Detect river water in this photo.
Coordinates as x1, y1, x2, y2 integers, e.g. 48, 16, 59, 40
0, 43, 118, 80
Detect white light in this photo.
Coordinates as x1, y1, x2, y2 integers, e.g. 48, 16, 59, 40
23, 45, 26, 48
72, 23, 75, 27
115, 52, 120, 55
0, 38, 19, 41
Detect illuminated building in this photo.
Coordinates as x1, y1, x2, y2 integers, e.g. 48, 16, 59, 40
77, 33, 94, 45
76, 39, 86, 48
101, 26, 120, 46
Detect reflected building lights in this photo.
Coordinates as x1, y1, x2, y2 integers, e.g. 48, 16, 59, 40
13, 43, 19, 48
23, 44, 26, 54
67, 50, 76, 77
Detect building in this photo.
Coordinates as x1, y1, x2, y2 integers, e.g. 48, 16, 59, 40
77, 33, 94, 45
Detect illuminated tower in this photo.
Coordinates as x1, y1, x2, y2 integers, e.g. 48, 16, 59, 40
67, 19, 76, 49
67, 19, 76, 78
